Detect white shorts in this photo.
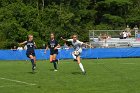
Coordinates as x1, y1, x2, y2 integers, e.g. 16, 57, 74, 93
73, 48, 82, 56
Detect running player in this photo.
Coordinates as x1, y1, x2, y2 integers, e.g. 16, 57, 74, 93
19, 35, 36, 72
61, 34, 92, 75
44, 33, 60, 71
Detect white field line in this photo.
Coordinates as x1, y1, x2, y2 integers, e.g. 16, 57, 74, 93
120, 63, 136, 64
91, 62, 136, 65
0, 77, 36, 86
0, 85, 33, 88
62, 62, 136, 65
64, 62, 136, 64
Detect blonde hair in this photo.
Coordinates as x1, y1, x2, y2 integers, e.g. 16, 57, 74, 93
28, 34, 33, 38
72, 34, 78, 38
50, 33, 54, 36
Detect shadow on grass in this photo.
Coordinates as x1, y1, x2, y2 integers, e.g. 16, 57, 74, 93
27, 72, 37, 74
71, 72, 81, 75
49, 69, 54, 71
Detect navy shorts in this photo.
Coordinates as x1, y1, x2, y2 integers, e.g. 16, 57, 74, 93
50, 50, 58, 55
26, 52, 36, 58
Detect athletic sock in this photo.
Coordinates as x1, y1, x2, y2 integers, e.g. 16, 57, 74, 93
55, 59, 58, 62
31, 59, 34, 66
79, 63, 85, 72
72, 53, 76, 60
34, 63, 36, 67
52, 60, 57, 70
31, 59, 35, 70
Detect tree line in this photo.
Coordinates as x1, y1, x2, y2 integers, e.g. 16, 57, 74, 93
0, 0, 140, 49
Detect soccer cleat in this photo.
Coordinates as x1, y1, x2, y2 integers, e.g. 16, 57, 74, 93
33, 66, 36, 70
54, 69, 58, 72
82, 71, 86, 75
32, 65, 36, 70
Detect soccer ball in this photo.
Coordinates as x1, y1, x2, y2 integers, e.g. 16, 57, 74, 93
73, 51, 80, 56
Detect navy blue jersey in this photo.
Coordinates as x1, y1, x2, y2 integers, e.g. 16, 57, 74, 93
25, 40, 35, 53
48, 40, 58, 51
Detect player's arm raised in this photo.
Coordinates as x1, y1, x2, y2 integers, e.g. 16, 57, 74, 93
77, 40, 92, 48
61, 37, 73, 42
61, 37, 67, 41
19, 41, 27, 45
82, 43, 93, 48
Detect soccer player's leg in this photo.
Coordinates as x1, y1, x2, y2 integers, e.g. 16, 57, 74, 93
72, 52, 77, 61
50, 55, 53, 63
76, 56, 86, 75
52, 54, 58, 71
32, 53, 36, 66
29, 55, 35, 71
54, 51, 59, 64
50, 55, 57, 71
33, 56, 36, 70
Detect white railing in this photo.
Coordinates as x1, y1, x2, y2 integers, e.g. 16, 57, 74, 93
89, 30, 140, 48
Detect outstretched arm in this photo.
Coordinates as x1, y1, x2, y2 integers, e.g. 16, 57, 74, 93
61, 37, 73, 42
61, 37, 67, 41
82, 43, 93, 48
19, 41, 27, 45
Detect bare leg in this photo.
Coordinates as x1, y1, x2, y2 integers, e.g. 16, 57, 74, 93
50, 55, 53, 62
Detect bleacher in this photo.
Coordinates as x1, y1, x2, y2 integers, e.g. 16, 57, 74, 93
91, 38, 140, 48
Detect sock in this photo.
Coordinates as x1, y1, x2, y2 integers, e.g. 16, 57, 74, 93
31, 59, 34, 66
55, 59, 58, 62
79, 63, 85, 72
72, 53, 76, 59
55, 59, 59, 64
52, 60, 57, 70
34, 63, 36, 67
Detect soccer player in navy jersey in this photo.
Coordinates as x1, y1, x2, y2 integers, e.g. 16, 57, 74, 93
44, 33, 60, 71
19, 35, 36, 72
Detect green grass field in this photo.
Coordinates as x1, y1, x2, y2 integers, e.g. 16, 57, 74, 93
0, 58, 140, 93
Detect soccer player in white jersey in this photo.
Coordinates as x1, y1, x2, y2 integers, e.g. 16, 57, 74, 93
61, 34, 92, 75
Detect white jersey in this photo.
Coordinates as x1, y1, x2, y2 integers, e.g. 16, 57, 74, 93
67, 39, 83, 53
